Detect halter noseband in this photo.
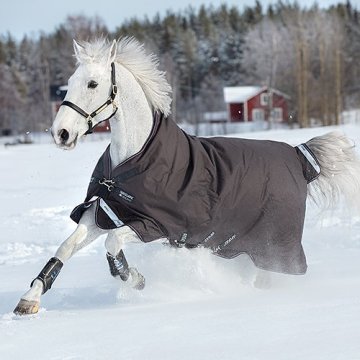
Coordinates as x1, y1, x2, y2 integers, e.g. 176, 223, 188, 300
60, 62, 118, 135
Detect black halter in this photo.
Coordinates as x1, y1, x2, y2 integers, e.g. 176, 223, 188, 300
61, 62, 118, 135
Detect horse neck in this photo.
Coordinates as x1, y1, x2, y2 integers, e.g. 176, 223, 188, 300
108, 91, 154, 169
109, 109, 154, 168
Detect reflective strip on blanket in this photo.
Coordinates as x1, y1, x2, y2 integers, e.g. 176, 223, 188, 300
296, 144, 321, 174
99, 198, 124, 227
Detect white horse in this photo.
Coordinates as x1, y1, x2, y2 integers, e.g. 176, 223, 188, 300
14, 38, 360, 315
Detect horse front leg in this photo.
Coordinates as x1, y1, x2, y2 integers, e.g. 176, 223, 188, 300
14, 206, 105, 315
105, 227, 145, 290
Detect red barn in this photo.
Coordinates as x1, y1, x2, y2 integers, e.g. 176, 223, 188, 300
223, 86, 290, 123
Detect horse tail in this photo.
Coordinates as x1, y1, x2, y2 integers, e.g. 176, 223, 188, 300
304, 131, 360, 209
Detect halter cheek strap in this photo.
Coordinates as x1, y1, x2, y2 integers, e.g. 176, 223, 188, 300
61, 62, 118, 135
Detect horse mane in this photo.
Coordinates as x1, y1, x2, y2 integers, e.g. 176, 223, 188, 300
76, 37, 172, 116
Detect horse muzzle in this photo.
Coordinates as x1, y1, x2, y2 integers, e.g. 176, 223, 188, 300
52, 127, 78, 149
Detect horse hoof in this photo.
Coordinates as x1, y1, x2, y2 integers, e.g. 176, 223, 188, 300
129, 268, 145, 290
13, 299, 40, 315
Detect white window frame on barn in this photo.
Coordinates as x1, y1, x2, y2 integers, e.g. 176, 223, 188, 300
260, 93, 269, 106
272, 107, 283, 122
252, 108, 265, 121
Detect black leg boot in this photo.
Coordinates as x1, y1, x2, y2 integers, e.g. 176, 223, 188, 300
31, 257, 64, 294
106, 250, 130, 281
106, 250, 145, 290
13, 257, 63, 315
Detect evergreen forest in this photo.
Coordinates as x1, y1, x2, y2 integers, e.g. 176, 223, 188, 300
0, 0, 359, 134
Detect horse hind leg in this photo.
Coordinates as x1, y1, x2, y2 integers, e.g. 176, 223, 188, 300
253, 268, 272, 289
237, 255, 272, 289
105, 228, 145, 290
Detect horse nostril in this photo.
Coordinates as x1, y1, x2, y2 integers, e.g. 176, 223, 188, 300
58, 129, 69, 143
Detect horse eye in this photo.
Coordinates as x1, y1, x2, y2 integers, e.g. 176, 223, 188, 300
88, 80, 98, 89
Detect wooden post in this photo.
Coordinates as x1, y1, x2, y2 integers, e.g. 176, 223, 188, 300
335, 47, 342, 125
319, 30, 329, 126
296, 38, 308, 128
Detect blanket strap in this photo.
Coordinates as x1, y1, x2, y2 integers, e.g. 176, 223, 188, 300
295, 143, 321, 183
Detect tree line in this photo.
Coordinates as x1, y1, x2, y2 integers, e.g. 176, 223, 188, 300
0, 0, 359, 134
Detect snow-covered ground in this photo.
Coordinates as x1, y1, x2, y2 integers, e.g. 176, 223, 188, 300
1, 125, 360, 360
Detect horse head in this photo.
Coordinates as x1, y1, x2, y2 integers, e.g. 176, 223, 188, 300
52, 39, 118, 149
51, 38, 172, 150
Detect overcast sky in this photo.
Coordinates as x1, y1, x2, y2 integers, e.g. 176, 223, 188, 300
0, 0, 356, 40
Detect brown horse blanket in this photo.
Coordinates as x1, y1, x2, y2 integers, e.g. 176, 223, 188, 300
71, 112, 311, 274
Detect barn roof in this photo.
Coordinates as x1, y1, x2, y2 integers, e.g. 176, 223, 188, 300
223, 86, 262, 103
224, 86, 290, 103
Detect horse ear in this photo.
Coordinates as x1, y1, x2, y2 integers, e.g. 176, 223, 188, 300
108, 40, 117, 64
73, 40, 84, 62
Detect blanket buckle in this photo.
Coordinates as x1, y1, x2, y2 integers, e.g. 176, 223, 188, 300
99, 178, 115, 192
